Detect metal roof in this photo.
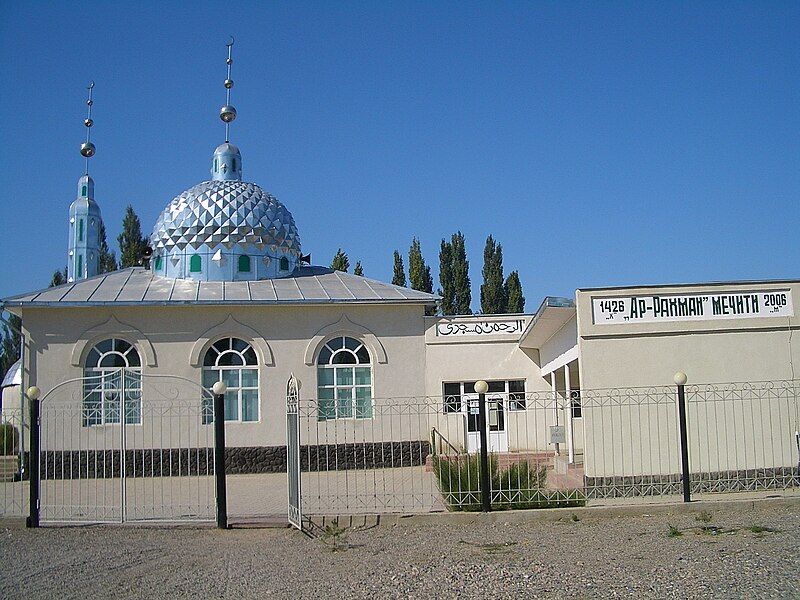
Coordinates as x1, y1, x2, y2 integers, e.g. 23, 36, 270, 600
3, 267, 438, 307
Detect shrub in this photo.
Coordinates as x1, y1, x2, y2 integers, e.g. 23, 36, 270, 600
0, 422, 19, 455
433, 454, 585, 511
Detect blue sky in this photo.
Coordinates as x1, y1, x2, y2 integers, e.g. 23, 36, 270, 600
1, 2, 798, 310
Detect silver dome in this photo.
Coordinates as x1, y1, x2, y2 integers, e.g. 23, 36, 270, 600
150, 180, 301, 254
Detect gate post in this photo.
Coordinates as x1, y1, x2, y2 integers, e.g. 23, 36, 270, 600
25, 386, 41, 528
212, 381, 228, 529
474, 381, 491, 512
674, 372, 691, 503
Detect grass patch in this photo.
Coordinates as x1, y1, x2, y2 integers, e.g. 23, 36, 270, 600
433, 454, 585, 512
746, 525, 781, 534
667, 524, 683, 537
695, 510, 713, 523
459, 540, 518, 555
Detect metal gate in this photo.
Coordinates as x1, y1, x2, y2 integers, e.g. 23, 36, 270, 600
38, 369, 216, 524
286, 374, 302, 530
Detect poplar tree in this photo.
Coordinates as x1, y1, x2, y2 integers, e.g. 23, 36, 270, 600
480, 235, 506, 314
504, 270, 525, 313
118, 205, 148, 268
50, 268, 67, 287
408, 237, 433, 293
0, 314, 21, 385
438, 239, 455, 315
451, 231, 471, 315
391, 250, 406, 287
330, 249, 350, 272
353, 261, 364, 276
98, 221, 118, 273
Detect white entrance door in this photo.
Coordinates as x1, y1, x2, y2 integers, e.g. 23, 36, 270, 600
465, 393, 509, 453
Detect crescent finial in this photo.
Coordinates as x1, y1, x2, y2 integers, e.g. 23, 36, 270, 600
227, 36, 235, 47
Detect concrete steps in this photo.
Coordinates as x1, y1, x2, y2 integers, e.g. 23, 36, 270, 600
547, 453, 585, 491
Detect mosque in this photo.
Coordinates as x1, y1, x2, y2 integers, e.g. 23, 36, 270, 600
1, 42, 797, 509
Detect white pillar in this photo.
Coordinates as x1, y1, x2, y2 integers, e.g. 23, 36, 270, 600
565, 362, 574, 464
550, 371, 559, 455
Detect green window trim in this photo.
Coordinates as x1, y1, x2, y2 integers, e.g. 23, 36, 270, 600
78, 219, 84, 242
154, 256, 163, 271
81, 185, 87, 196
238, 255, 251, 272
77, 254, 83, 277
279, 256, 289, 271
190, 254, 202, 273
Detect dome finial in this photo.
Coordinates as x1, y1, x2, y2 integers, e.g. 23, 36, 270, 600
80, 81, 96, 175
219, 36, 237, 143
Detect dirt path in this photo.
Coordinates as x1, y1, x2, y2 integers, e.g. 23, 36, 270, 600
1, 500, 798, 598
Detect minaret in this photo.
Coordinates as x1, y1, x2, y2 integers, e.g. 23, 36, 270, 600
210, 37, 243, 182
67, 82, 105, 283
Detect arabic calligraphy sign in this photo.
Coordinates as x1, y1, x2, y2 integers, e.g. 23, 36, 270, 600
436, 319, 525, 337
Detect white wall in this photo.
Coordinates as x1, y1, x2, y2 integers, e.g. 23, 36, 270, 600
576, 280, 800, 478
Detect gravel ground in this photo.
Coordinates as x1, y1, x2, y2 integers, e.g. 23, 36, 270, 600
1, 501, 798, 599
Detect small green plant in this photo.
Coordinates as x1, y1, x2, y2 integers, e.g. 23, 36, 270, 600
433, 455, 585, 512
695, 510, 713, 523
570, 513, 580, 523
667, 524, 683, 538
0, 423, 19, 456
747, 525, 780, 534
459, 540, 518, 555
320, 519, 349, 552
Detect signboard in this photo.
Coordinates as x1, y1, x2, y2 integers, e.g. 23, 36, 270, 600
592, 290, 793, 325
550, 425, 566, 444
436, 319, 525, 337
468, 399, 480, 415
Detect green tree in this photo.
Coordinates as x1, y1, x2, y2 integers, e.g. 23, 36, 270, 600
480, 235, 506, 314
98, 221, 118, 273
504, 270, 525, 313
0, 314, 21, 385
408, 237, 433, 293
353, 261, 364, 276
391, 250, 406, 287
117, 205, 148, 268
50, 268, 67, 287
451, 231, 471, 315
330, 249, 350, 272
438, 239, 455, 315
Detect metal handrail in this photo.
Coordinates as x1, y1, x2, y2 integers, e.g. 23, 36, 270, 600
430, 426, 460, 457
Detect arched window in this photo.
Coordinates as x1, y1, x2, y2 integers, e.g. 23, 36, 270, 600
83, 338, 142, 426
81, 185, 88, 196
78, 219, 84, 242
238, 255, 251, 272
190, 254, 202, 273
203, 338, 259, 422
317, 336, 372, 420
279, 256, 289, 271
77, 255, 83, 278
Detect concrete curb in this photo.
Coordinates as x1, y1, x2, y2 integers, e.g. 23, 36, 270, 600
305, 494, 800, 530
4, 493, 797, 531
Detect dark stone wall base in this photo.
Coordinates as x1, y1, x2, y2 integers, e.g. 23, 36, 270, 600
585, 467, 800, 498
37, 441, 432, 479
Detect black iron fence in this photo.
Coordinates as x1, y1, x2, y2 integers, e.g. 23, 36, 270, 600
295, 379, 800, 516
1, 377, 798, 524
